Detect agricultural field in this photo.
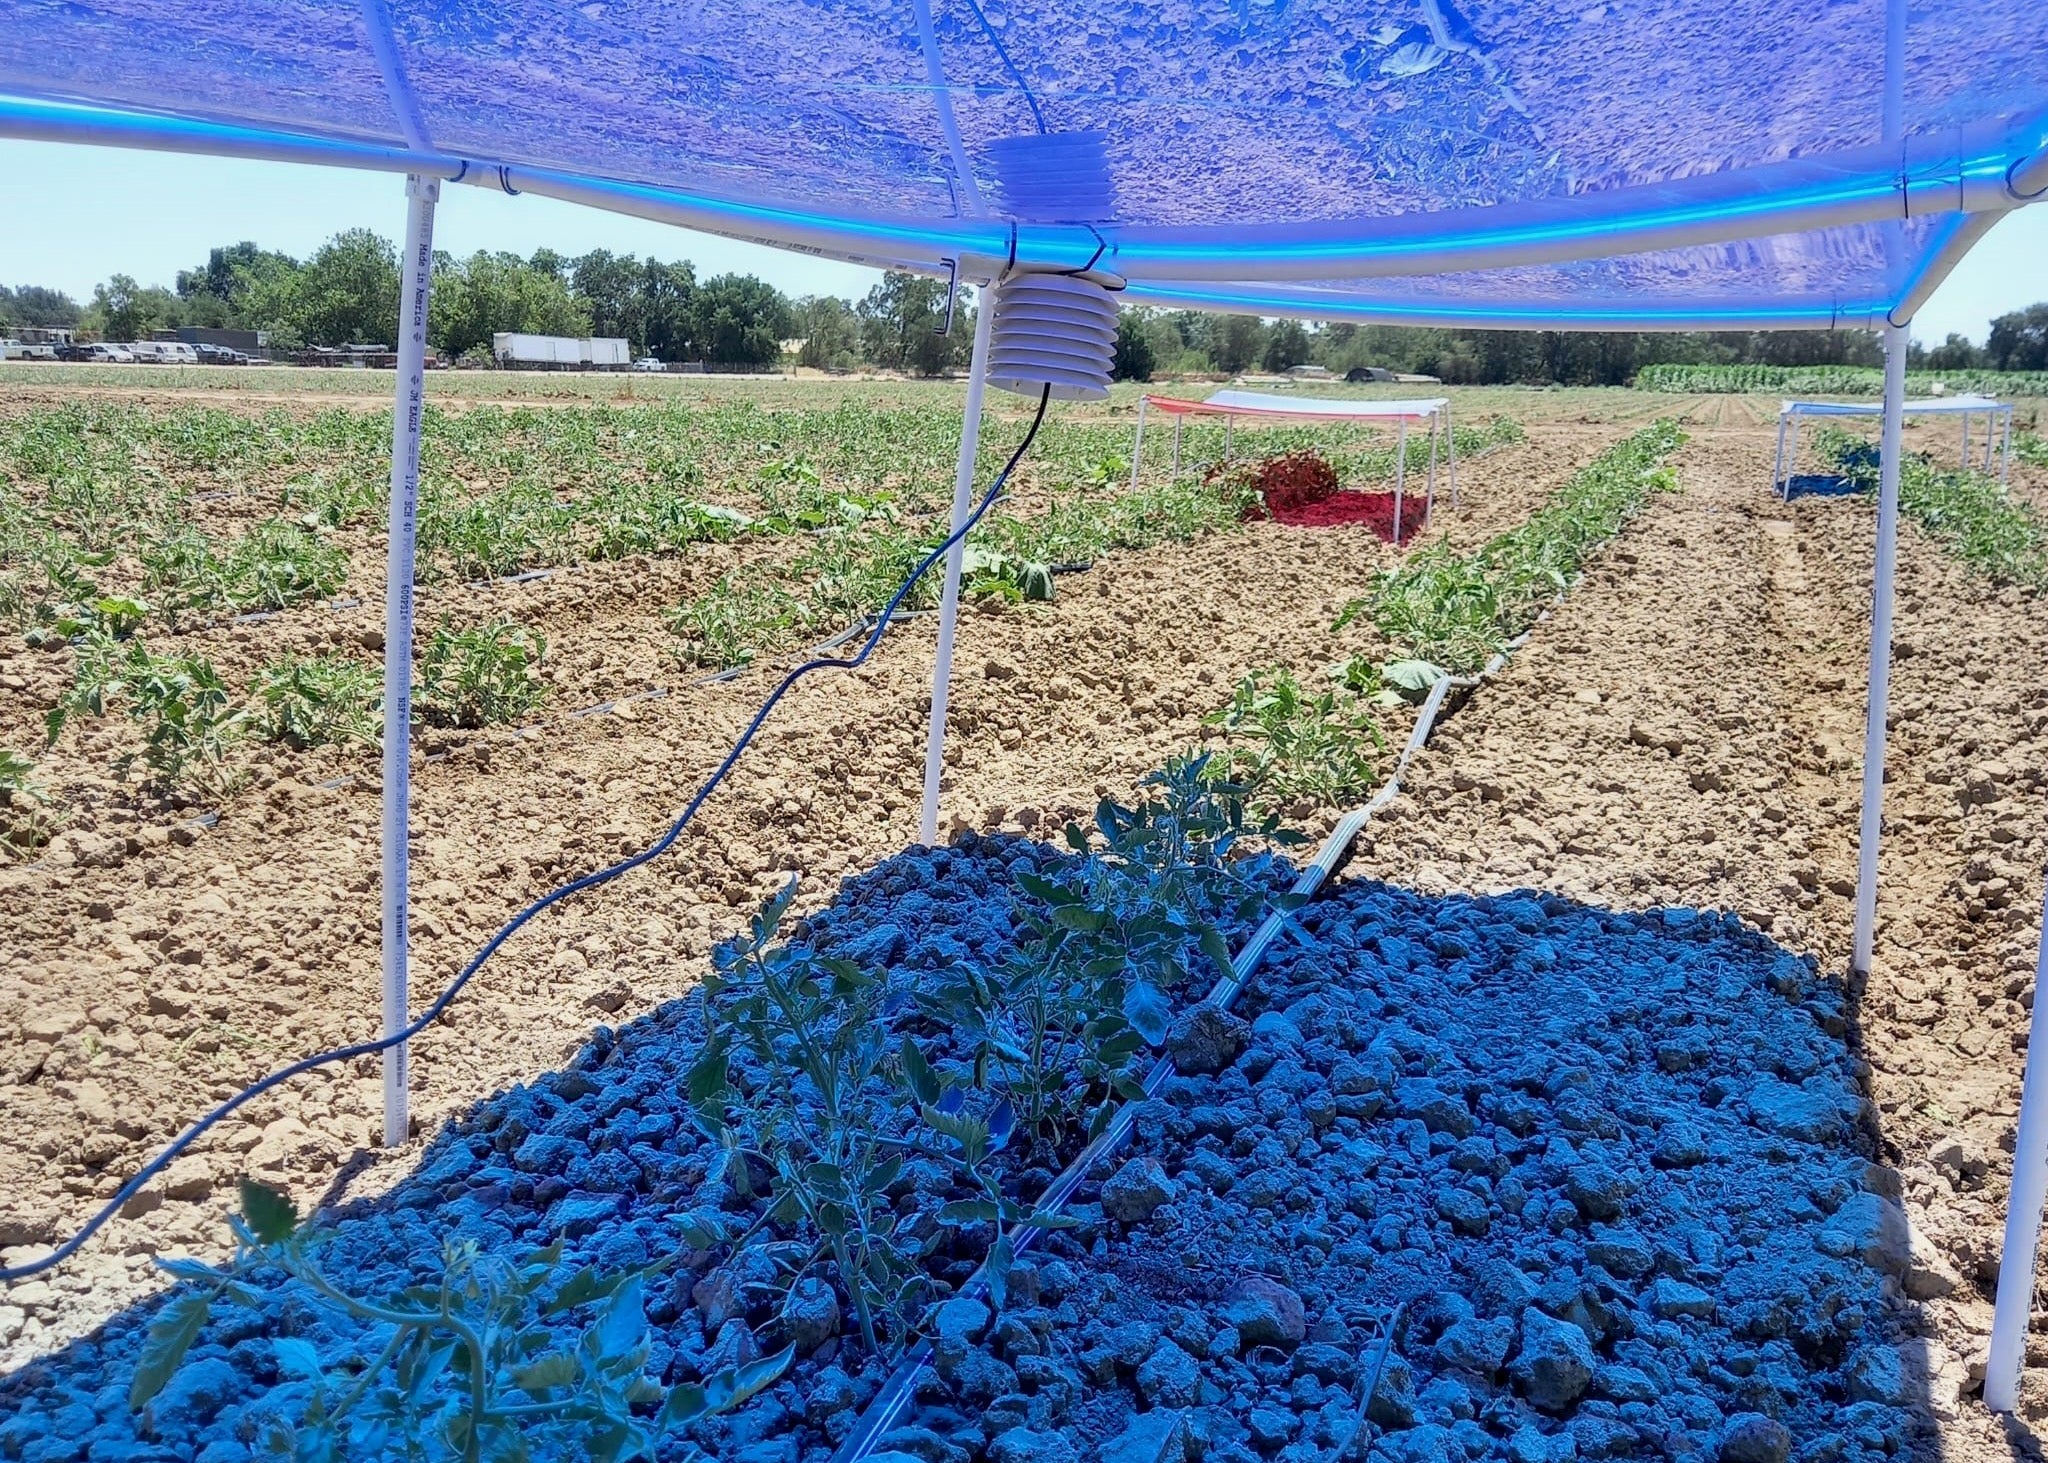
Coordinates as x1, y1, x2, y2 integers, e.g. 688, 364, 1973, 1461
1, 374, 2047, 1463
1636, 363, 2048, 399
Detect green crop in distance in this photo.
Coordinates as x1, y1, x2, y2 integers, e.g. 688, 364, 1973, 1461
1813, 427, 2048, 589
254, 655, 384, 750
1337, 420, 1687, 675
415, 620, 548, 728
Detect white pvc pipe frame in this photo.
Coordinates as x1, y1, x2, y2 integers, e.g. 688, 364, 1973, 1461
1773, 401, 2015, 498
1852, 325, 1907, 980
380, 173, 437, 1147
917, 304, 995, 846
1126, 399, 1445, 540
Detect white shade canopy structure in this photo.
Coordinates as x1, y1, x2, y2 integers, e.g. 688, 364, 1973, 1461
1773, 393, 2017, 495
1130, 390, 1457, 542
1156, 391, 1452, 422
3, 0, 2048, 1425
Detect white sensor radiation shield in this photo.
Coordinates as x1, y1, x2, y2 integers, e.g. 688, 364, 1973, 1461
987, 271, 1118, 402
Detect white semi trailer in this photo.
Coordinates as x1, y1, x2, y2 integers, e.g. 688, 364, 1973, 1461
491, 333, 631, 371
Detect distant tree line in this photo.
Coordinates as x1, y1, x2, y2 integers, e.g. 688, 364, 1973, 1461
0, 236, 972, 373
1109, 306, 2048, 385
7, 243, 2045, 382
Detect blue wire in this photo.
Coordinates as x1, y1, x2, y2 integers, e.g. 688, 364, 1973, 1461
1, 387, 1052, 1285
961, 0, 1048, 135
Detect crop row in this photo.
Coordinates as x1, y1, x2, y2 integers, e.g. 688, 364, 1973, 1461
0, 402, 1524, 643
1813, 427, 2048, 589
1, 621, 545, 857
1336, 422, 1688, 675
1634, 363, 2048, 397
1195, 424, 1688, 828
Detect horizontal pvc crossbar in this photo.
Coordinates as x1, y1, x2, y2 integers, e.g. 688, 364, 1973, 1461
1143, 392, 1446, 421
3, 92, 2046, 303
1121, 282, 1896, 334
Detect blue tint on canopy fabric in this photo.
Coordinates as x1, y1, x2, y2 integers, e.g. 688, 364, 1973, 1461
1, 0, 2044, 321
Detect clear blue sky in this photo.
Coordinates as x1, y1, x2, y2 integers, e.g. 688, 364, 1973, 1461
2, 138, 2044, 341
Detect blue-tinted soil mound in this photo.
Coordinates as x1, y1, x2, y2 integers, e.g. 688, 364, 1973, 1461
0, 841, 1917, 1463
899, 883, 1918, 1463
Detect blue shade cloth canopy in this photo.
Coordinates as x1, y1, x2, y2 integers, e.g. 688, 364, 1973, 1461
2, 0, 2046, 327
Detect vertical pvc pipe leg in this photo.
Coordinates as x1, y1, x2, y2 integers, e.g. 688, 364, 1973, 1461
918, 302, 995, 848
1446, 400, 1459, 511
1852, 322, 1908, 979
1989, 878, 2048, 1413
1773, 413, 1789, 499
1129, 397, 1147, 490
1224, 415, 1233, 462
2006, 413, 2016, 485
1171, 417, 1182, 477
381, 173, 438, 1150
1425, 412, 1439, 527
1393, 416, 1408, 545
1963, 411, 1971, 470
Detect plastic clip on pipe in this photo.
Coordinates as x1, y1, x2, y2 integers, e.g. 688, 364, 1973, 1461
0, 391, 1053, 1286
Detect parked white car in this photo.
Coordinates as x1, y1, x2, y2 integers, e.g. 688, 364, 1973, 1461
129, 341, 199, 365
631, 357, 665, 373
86, 343, 136, 363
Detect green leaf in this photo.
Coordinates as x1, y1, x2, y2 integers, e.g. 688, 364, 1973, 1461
686, 1043, 729, 1106
558, 1265, 639, 1318
237, 1179, 299, 1245
153, 1256, 231, 1285
512, 1351, 581, 1394
1011, 869, 1068, 905
709, 1343, 797, 1415
128, 1289, 213, 1411
984, 1231, 1014, 1312
1197, 927, 1238, 983
899, 1036, 940, 1109
1383, 658, 1449, 696
1122, 981, 1172, 1046
674, 1209, 732, 1253
592, 1275, 647, 1356
938, 1199, 999, 1226
661, 1382, 711, 1429
273, 1337, 322, 1382
1051, 905, 1110, 934
920, 1103, 989, 1167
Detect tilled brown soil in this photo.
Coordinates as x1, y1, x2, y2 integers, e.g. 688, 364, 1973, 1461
0, 417, 1605, 1366
1347, 427, 2048, 1458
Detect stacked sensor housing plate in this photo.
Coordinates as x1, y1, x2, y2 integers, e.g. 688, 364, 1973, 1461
987, 271, 1117, 402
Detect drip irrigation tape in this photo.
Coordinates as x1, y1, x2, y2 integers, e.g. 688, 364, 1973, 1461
0, 387, 1052, 1286
830, 664, 1483, 1462
689, 610, 935, 686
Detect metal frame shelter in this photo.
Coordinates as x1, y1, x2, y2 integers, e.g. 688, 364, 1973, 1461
4, 0, 2048, 1418
1774, 393, 2017, 497
1131, 391, 1454, 544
